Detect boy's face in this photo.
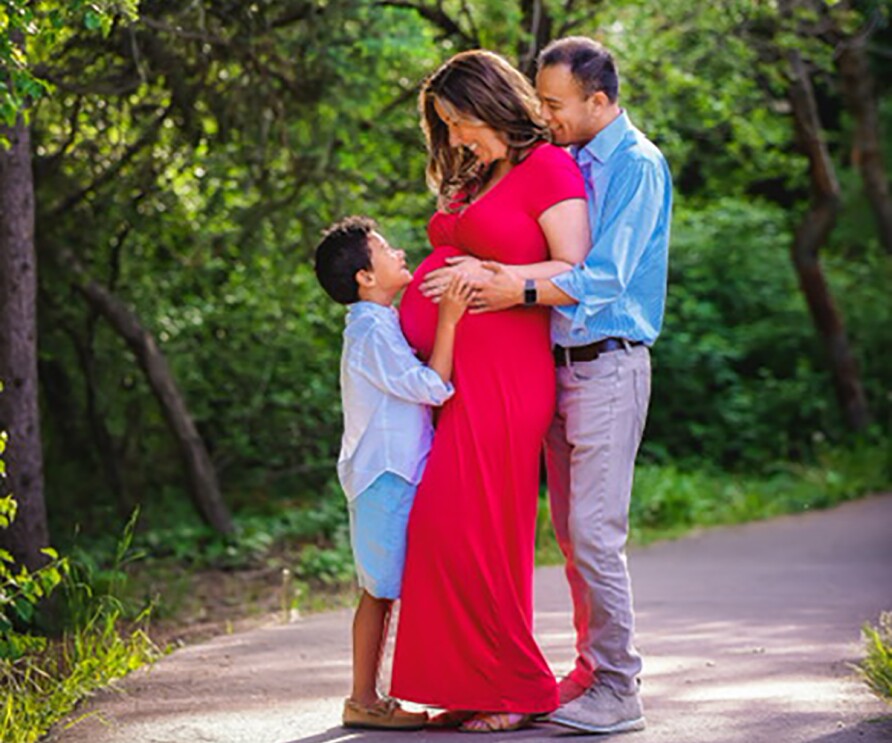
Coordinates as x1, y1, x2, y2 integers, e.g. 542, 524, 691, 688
363, 231, 413, 295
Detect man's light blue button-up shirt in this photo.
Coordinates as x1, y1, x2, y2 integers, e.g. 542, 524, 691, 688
551, 111, 672, 347
338, 301, 454, 501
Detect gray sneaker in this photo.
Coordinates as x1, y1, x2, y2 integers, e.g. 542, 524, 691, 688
549, 684, 645, 734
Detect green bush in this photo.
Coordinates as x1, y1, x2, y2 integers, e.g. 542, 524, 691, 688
629, 440, 890, 542
62, 483, 355, 622
648, 197, 891, 468
0, 430, 158, 743
858, 612, 892, 704
0, 606, 157, 743
128, 478, 349, 571
0, 502, 69, 660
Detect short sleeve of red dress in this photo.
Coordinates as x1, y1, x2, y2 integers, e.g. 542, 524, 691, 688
520, 143, 586, 218
450, 142, 586, 266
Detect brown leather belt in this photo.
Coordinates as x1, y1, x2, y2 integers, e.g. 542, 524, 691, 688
553, 338, 643, 367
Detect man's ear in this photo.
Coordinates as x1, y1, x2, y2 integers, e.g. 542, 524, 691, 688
590, 90, 610, 109
355, 268, 375, 289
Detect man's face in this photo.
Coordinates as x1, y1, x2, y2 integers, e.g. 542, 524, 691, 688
536, 63, 602, 146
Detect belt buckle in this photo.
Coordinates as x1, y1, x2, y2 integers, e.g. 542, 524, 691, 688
555, 345, 571, 367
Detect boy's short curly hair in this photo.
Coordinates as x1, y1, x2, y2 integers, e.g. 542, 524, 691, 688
314, 216, 378, 304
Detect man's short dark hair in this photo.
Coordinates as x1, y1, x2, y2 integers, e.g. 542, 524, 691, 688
314, 216, 377, 304
538, 36, 619, 102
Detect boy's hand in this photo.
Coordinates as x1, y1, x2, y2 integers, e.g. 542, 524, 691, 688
438, 273, 474, 325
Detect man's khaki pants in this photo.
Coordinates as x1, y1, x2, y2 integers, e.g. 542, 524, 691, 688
545, 343, 651, 695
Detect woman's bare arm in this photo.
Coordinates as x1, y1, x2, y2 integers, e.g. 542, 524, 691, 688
420, 198, 589, 301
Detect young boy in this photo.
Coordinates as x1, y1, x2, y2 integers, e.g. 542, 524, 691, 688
314, 216, 471, 730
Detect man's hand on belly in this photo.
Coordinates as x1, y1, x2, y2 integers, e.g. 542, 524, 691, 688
420, 255, 490, 303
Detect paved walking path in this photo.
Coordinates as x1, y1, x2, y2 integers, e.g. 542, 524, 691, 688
49, 495, 892, 743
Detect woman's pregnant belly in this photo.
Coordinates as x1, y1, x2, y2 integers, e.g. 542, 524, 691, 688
400, 243, 556, 441
399, 245, 465, 360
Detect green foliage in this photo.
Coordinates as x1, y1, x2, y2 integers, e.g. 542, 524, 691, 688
0, 0, 137, 126
294, 539, 355, 588
0, 416, 70, 658
133, 480, 349, 571
629, 439, 890, 541
0, 483, 157, 743
0, 606, 157, 743
606, 0, 800, 195
34, 1, 445, 521
58, 483, 356, 625
56, 480, 353, 622
646, 196, 892, 467
858, 612, 892, 704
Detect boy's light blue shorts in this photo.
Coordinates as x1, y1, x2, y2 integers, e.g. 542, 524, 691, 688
348, 471, 416, 600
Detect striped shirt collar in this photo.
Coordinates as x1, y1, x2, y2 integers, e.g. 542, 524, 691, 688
571, 109, 631, 165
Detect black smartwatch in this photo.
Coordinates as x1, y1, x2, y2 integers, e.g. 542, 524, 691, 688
523, 279, 537, 306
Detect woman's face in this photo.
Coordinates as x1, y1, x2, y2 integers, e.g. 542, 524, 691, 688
433, 97, 508, 165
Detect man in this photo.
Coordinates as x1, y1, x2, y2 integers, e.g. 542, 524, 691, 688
466, 37, 672, 734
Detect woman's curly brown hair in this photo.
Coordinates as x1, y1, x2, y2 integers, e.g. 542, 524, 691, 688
419, 50, 549, 209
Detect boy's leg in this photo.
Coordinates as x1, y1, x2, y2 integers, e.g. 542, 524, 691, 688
343, 473, 426, 729
351, 591, 392, 706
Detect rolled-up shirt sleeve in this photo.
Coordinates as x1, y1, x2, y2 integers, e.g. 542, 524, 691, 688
351, 320, 454, 406
552, 158, 665, 332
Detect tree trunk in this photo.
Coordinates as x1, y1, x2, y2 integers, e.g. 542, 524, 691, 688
0, 117, 51, 570
74, 324, 132, 518
835, 33, 892, 255
56, 249, 234, 534
518, 0, 554, 79
785, 49, 871, 431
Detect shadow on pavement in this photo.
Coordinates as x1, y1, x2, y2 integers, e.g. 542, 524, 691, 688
280, 721, 591, 742
804, 715, 892, 742
279, 727, 358, 743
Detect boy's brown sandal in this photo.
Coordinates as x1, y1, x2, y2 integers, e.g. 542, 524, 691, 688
342, 696, 428, 730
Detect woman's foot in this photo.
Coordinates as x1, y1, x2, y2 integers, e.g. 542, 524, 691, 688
459, 712, 532, 733
428, 709, 475, 728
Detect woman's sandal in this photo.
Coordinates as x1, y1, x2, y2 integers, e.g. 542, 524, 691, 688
427, 709, 475, 728
459, 712, 533, 733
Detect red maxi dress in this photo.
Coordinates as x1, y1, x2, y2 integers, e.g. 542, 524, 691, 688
391, 143, 585, 713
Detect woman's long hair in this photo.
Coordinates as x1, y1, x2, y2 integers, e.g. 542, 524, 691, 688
419, 50, 548, 207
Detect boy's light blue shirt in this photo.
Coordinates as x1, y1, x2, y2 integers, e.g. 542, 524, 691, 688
551, 111, 672, 347
338, 301, 454, 501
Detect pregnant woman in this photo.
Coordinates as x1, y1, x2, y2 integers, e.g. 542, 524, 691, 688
390, 50, 589, 733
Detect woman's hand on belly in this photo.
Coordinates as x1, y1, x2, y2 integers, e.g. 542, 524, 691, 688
420, 255, 488, 303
